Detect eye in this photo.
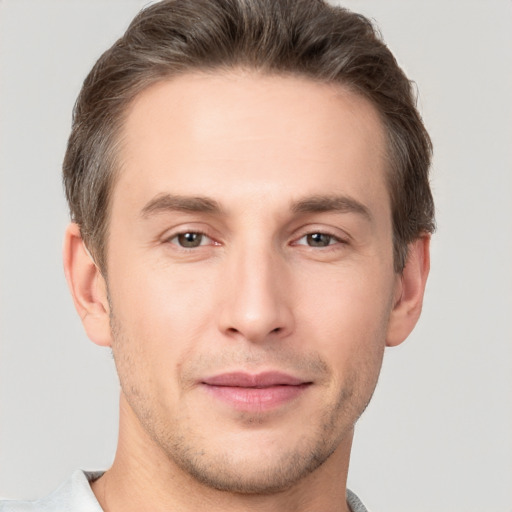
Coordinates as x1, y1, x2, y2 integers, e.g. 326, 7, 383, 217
295, 232, 342, 247
169, 232, 212, 248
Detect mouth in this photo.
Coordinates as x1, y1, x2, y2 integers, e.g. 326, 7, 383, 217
200, 371, 313, 411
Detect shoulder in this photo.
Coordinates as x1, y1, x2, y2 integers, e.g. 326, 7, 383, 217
0, 500, 39, 512
347, 488, 371, 512
0, 470, 104, 512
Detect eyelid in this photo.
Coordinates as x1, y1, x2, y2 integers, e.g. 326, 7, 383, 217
161, 224, 221, 247
169, 232, 211, 247
291, 226, 350, 246
293, 234, 344, 248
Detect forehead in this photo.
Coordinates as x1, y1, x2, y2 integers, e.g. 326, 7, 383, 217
115, 71, 389, 215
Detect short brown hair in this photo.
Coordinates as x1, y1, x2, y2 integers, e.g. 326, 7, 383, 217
63, 0, 435, 273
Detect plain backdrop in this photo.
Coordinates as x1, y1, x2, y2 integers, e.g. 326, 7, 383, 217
1, 1, 511, 511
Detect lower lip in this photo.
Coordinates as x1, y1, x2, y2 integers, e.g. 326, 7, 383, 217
202, 384, 310, 411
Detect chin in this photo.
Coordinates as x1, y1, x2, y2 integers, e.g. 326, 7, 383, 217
164, 424, 345, 495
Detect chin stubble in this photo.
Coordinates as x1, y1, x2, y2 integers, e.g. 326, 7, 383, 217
108, 303, 384, 496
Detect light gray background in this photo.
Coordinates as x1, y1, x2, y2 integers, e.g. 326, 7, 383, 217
1, 1, 511, 510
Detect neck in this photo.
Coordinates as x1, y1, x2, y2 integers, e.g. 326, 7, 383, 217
92, 395, 353, 512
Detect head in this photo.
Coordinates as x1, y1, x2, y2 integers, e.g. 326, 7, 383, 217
63, 0, 433, 499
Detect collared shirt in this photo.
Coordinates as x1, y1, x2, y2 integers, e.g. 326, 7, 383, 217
0, 470, 370, 512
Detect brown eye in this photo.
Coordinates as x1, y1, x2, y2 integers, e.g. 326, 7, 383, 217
175, 232, 205, 248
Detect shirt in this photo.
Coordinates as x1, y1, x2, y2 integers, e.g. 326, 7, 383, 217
0, 470, 370, 512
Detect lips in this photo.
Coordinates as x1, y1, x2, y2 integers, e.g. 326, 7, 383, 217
202, 371, 307, 388
201, 372, 312, 411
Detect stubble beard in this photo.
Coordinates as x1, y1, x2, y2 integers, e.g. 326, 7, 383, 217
109, 308, 383, 495
161, 384, 357, 495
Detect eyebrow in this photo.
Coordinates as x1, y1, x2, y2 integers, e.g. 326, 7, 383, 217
140, 192, 372, 221
140, 193, 224, 218
291, 195, 373, 221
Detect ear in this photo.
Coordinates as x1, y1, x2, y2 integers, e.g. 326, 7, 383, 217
63, 223, 112, 347
386, 235, 431, 347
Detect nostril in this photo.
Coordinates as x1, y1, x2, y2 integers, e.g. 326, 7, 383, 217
271, 327, 281, 334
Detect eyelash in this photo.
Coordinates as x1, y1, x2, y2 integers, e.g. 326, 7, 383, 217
166, 231, 217, 249
293, 231, 346, 248
165, 229, 347, 250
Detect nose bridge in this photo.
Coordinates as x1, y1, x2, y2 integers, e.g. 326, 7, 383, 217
219, 235, 293, 343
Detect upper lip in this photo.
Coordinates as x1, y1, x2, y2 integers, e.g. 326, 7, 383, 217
202, 371, 309, 388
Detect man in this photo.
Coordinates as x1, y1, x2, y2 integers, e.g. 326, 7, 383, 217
1, 0, 434, 510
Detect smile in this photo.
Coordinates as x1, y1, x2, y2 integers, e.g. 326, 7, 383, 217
200, 372, 313, 411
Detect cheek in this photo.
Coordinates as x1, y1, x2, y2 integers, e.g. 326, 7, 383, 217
111, 257, 214, 326
294, 264, 393, 372
107, 260, 220, 385
297, 263, 393, 330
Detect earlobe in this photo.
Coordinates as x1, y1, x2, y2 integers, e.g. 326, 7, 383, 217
386, 235, 431, 347
63, 223, 112, 347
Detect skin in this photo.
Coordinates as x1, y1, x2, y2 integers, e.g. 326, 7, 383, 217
64, 71, 430, 512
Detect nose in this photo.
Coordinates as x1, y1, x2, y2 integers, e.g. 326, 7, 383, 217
218, 243, 294, 344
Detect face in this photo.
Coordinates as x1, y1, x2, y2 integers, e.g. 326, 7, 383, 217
105, 71, 399, 493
